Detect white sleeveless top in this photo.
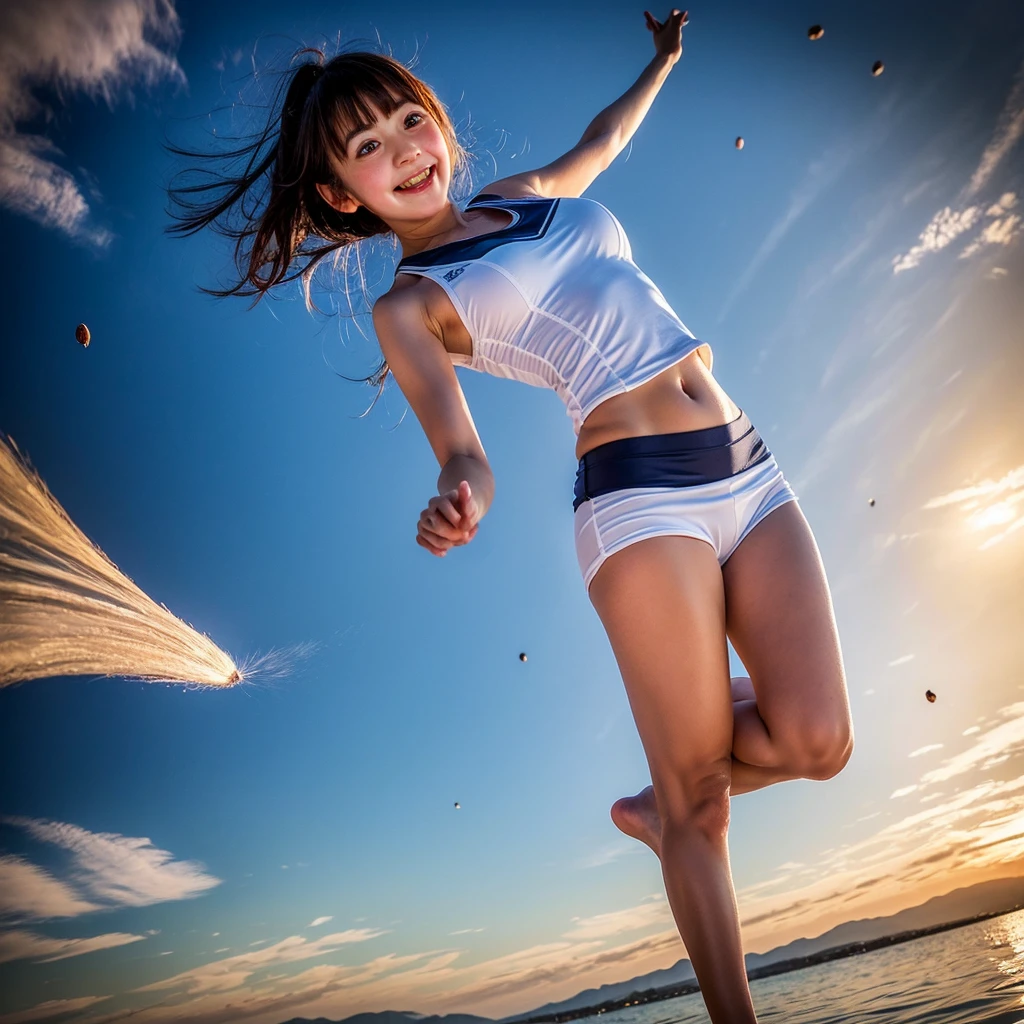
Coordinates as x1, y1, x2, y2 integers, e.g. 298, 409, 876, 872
394, 193, 711, 436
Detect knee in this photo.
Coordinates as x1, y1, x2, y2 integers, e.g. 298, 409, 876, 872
794, 717, 854, 780
656, 763, 732, 838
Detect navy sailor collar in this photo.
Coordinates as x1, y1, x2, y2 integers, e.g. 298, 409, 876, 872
396, 193, 559, 271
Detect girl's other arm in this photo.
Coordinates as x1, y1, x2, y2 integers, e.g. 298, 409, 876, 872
490, 8, 687, 200
372, 291, 494, 553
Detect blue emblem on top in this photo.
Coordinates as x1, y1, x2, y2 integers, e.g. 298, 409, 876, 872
443, 266, 467, 283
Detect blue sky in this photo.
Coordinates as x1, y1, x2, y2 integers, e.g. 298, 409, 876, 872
1, 0, 1023, 1021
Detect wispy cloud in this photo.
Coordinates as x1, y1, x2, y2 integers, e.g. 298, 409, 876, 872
892, 54, 1024, 274
790, 382, 900, 493
923, 464, 1024, 549
0, 996, 111, 1024
562, 896, 672, 940
891, 204, 983, 273
134, 929, 390, 997
891, 193, 1022, 273
0, 0, 184, 246
0, 928, 145, 964
733, 705, 1024, 940
0, 856, 99, 921
913, 702, 1024, 786
308, 916, 333, 928
1, 817, 221, 914
964, 61, 1024, 198
717, 137, 859, 322
574, 840, 635, 870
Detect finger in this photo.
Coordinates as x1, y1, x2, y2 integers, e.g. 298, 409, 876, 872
415, 528, 452, 552
416, 534, 447, 557
422, 515, 462, 542
430, 496, 463, 527
455, 482, 475, 520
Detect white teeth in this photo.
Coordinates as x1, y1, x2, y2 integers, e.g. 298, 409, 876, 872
397, 167, 432, 189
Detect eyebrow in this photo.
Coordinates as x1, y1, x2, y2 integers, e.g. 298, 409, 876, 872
342, 102, 415, 150
343, 122, 374, 150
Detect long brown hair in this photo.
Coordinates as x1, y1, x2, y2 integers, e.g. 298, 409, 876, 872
165, 47, 472, 392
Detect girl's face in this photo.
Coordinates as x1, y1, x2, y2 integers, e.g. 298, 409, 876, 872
325, 98, 452, 224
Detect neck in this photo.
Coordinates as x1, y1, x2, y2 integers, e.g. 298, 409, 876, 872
392, 198, 471, 259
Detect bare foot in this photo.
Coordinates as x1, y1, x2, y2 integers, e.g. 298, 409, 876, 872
610, 785, 663, 859
610, 678, 757, 859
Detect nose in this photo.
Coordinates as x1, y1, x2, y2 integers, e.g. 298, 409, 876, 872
395, 137, 421, 166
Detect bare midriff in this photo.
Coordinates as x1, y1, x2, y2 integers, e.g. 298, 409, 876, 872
573, 347, 741, 461
393, 270, 743, 464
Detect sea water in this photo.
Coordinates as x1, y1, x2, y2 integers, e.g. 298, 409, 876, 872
596, 908, 1024, 1024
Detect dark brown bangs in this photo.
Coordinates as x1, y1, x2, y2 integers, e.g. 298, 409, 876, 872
307, 52, 467, 181
328, 82, 412, 159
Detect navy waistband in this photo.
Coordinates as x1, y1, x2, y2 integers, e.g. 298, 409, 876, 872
573, 411, 770, 511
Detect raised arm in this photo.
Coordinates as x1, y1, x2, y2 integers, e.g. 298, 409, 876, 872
372, 290, 494, 557
489, 8, 688, 200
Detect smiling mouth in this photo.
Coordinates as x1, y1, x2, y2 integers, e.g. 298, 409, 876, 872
395, 166, 435, 191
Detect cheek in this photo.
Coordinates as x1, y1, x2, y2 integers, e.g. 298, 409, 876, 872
429, 130, 453, 171
348, 162, 392, 199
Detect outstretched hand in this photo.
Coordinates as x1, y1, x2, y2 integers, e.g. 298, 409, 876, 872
416, 480, 480, 557
644, 8, 687, 64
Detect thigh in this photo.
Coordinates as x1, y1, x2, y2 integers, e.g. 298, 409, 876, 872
589, 535, 734, 821
722, 500, 853, 761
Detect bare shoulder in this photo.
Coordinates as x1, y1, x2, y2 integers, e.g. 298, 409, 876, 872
471, 173, 544, 200
373, 280, 427, 332
372, 279, 448, 350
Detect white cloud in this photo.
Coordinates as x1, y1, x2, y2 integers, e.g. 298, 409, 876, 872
892, 205, 982, 273
965, 61, 1024, 198
960, 210, 1022, 259
562, 896, 671, 940
915, 702, 1024, 786
0, 856, 99, 921
888, 654, 915, 667
2, 817, 221, 911
908, 744, 944, 758
0, 0, 184, 245
449, 927, 485, 935
308, 916, 333, 928
0, 928, 145, 964
0, 996, 110, 1024
922, 465, 1024, 549
923, 465, 1024, 509
892, 56, 1024, 275
575, 841, 635, 870
891, 784, 919, 799
134, 929, 389, 998
986, 192, 1019, 216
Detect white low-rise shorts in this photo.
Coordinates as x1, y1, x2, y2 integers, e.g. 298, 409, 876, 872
573, 417, 798, 592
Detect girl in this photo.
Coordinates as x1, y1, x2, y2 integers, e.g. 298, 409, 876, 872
169, 12, 854, 1022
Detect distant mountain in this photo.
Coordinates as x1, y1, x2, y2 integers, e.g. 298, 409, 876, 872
499, 874, 1024, 1021
742, 875, 1024, 971
276, 877, 1024, 1024
500, 957, 698, 1022
280, 1014, 496, 1024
